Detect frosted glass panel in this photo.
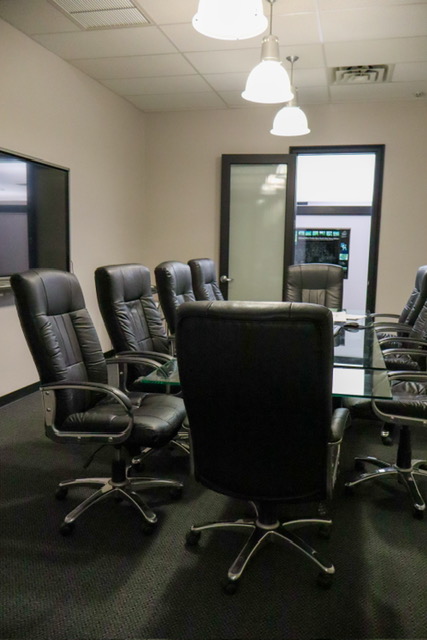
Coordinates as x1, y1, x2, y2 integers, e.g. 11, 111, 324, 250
296, 154, 376, 206
228, 164, 287, 301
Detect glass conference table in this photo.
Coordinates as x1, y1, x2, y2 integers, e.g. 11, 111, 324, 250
138, 312, 392, 401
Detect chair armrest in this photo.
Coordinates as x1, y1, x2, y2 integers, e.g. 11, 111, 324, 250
381, 338, 427, 350
375, 323, 412, 334
41, 380, 134, 444
329, 407, 350, 444
367, 313, 400, 321
116, 350, 174, 363
371, 371, 427, 427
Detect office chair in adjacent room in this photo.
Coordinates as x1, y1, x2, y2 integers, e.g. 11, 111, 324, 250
11, 269, 186, 535
176, 300, 349, 593
154, 261, 195, 336
346, 371, 427, 519
285, 263, 344, 310
188, 258, 224, 301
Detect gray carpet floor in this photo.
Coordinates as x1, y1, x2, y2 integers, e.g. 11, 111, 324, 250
1, 392, 427, 639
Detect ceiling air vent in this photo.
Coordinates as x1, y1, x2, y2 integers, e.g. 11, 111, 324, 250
49, 0, 150, 30
333, 65, 393, 84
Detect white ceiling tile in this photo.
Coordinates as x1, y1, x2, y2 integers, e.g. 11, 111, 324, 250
33, 25, 177, 59
0, 0, 79, 34
279, 44, 325, 68
320, 0, 427, 9
325, 37, 427, 67
125, 91, 227, 111
288, 67, 328, 86
186, 49, 261, 75
296, 86, 330, 104
71, 53, 195, 79
272, 13, 322, 45
320, 5, 427, 42
162, 23, 266, 53
133, 0, 196, 25
203, 73, 249, 92
217, 91, 257, 107
392, 60, 427, 81
102, 74, 210, 95
274, 0, 318, 15
330, 79, 427, 101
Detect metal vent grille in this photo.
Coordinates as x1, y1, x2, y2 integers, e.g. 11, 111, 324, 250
333, 65, 392, 84
49, 0, 150, 29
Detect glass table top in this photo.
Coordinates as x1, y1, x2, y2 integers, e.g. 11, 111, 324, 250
332, 312, 387, 370
138, 357, 392, 400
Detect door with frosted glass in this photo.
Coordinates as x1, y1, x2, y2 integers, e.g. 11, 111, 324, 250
219, 155, 296, 301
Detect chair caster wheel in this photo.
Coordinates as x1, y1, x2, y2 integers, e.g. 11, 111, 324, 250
185, 530, 201, 546
317, 572, 333, 589
413, 508, 424, 520
60, 521, 74, 536
55, 486, 68, 500
354, 459, 366, 472
141, 520, 156, 535
318, 524, 331, 540
169, 485, 183, 500
221, 579, 239, 595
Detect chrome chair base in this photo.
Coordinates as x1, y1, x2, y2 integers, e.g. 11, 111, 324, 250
186, 510, 335, 592
56, 467, 183, 535
345, 455, 427, 517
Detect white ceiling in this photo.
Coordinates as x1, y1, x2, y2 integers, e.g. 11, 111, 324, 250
1, 0, 427, 112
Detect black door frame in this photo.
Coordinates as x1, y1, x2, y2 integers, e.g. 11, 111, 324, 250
219, 154, 297, 300
289, 144, 385, 312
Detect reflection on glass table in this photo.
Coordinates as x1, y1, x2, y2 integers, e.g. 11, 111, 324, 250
138, 358, 392, 400
333, 311, 386, 370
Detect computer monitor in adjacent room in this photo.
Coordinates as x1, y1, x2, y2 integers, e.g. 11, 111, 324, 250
0, 148, 69, 290
294, 228, 350, 278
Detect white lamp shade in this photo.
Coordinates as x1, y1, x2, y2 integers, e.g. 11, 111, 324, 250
270, 105, 310, 136
242, 61, 294, 104
192, 0, 267, 41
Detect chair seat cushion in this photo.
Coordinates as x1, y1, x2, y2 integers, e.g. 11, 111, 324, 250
384, 353, 421, 371
62, 393, 185, 448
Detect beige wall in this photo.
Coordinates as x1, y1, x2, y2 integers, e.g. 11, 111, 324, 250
2, 15, 427, 398
0, 19, 147, 396
143, 101, 427, 315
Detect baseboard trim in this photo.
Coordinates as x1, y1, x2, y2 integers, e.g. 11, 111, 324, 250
0, 382, 39, 407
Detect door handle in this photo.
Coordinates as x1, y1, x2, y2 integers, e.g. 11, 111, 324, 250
220, 275, 233, 283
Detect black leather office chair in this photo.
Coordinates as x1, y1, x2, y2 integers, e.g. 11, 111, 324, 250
346, 371, 427, 519
154, 261, 195, 335
285, 263, 344, 310
95, 263, 189, 456
369, 264, 427, 332
95, 263, 172, 389
188, 258, 224, 301
176, 300, 349, 593
11, 269, 186, 535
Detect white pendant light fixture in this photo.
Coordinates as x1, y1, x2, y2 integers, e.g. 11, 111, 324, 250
192, 0, 268, 41
271, 56, 310, 136
242, 0, 293, 104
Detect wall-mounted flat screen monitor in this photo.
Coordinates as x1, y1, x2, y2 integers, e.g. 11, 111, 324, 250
0, 149, 69, 288
294, 228, 350, 278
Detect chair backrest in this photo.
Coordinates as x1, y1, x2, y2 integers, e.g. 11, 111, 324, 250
95, 263, 169, 355
11, 269, 107, 424
176, 300, 333, 503
154, 261, 195, 334
188, 258, 224, 301
285, 263, 344, 310
399, 264, 427, 325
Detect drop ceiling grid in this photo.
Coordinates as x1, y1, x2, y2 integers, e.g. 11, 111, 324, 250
0, 0, 426, 110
